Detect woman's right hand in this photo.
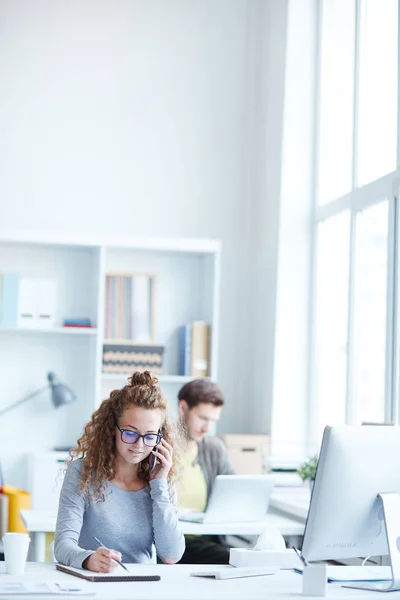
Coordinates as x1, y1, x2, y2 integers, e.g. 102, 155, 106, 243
85, 546, 122, 573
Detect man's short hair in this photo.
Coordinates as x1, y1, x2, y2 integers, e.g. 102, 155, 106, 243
178, 379, 225, 409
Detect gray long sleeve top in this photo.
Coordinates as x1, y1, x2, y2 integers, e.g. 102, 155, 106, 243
54, 459, 185, 568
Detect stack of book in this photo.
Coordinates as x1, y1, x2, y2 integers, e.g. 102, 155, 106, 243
63, 318, 93, 329
178, 321, 210, 377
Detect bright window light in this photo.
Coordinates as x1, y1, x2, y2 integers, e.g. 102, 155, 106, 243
357, 0, 398, 186
353, 201, 389, 423
314, 212, 351, 441
317, 0, 355, 205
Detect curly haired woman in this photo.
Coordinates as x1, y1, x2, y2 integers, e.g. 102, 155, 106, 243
54, 371, 185, 572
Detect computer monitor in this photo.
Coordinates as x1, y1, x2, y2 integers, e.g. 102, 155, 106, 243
301, 425, 400, 592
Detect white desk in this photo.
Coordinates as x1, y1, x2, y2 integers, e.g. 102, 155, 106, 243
0, 562, 394, 599
20, 508, 305, 562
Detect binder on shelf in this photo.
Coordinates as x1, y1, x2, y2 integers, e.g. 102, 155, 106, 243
191, 321, 210, 377
17, 278, 57, 329
0, 273, 20, 326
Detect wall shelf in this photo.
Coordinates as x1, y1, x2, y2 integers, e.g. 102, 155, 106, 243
0, 326, 97, 335
102, 373, 195, 384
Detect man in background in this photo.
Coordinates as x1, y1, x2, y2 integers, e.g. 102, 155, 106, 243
177, 378, 234, 564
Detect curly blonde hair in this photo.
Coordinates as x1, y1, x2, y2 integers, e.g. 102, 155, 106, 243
68, 371, 181, 501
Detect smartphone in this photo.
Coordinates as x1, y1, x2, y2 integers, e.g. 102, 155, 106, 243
150, 429, 162, 473
151, 451, 158, 473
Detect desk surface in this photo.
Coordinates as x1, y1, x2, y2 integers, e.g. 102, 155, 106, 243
0, 562, 390, 600
20, 507, 305, 537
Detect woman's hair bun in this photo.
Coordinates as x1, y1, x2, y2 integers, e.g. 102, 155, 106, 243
129, 371, 158, 388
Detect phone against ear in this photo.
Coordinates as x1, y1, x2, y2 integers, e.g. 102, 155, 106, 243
151, 450, 158, 473
150, 429, 162, 473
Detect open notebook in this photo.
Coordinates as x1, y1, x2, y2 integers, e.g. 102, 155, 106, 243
55, 564, 161, 582
294, 565, 391, 583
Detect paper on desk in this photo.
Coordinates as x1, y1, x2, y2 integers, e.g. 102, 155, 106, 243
0, 581, 95, 595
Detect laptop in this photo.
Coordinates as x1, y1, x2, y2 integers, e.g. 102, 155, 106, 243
178, 474, 274, 524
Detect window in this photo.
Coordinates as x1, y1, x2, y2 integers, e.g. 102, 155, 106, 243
311, 0, 399, 442
317, 0, 355, 205
314, 213, 350, 440
353, 201, 389, 423
357, 0, 398, 186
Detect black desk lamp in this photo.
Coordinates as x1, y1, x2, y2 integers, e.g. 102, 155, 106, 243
0, 372, 76, 418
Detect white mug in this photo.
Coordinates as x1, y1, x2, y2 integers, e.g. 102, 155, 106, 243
2, 532, 31, 575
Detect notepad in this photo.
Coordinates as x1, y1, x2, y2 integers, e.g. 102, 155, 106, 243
190, 566, 279, 580
0, 581, 95, 595
294, 565, 391, 583
56, 564, 161, 582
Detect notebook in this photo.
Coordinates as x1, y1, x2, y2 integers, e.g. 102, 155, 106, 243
294, 565, 391, 582
55, 564, 161, 582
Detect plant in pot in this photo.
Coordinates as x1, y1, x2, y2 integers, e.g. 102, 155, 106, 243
297, 455, 318, 490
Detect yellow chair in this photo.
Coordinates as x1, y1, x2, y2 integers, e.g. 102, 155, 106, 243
2, 485, 31, 533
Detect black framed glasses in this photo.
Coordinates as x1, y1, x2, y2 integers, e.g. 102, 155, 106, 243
115, 422, 162, 447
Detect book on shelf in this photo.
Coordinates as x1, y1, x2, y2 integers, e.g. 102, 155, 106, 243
104, 274, 154, 342
178, 324, 192, 376
178, 321, 210, 378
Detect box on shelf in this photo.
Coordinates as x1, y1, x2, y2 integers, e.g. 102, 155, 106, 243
102, 342, 164, 375
218, 434, 270, 475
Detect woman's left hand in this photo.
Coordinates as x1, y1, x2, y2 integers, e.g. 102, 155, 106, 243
149, 439, 173, 480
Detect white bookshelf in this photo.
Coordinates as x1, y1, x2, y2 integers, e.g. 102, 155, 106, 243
0, 232, 221, 488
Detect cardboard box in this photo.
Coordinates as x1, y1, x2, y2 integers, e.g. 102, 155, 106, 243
218, 434, 270, 475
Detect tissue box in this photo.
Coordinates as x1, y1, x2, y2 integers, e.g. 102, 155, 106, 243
229, 548, 299, 570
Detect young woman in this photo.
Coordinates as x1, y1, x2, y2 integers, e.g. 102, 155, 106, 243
54, 371, 185, 572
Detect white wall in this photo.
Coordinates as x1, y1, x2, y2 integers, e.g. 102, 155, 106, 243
0, 0, 315, 488
0, 0, 266, 481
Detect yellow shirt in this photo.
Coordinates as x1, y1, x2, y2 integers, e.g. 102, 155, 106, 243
178, 444, 207, 511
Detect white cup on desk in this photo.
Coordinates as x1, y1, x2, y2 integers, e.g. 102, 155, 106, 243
2, 532, 31, 575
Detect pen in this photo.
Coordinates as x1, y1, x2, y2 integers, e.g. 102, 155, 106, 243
93, 535, 130, 572
293, 546, 310, 567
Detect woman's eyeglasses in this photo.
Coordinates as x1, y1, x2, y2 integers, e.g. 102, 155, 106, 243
115, 422, 162, 447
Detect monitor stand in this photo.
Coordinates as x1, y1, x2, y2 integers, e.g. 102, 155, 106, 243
343, 493, 400, 592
